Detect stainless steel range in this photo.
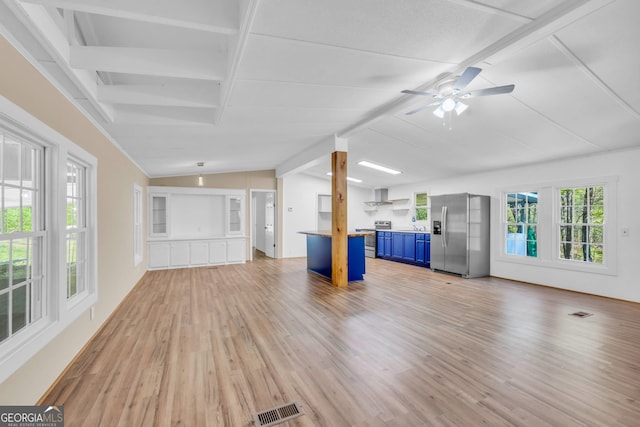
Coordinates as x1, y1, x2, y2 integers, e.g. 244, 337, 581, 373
358, 220, 391, 258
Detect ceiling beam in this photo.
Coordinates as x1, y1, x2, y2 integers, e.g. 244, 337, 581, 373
97, 84, 220, 108
216, 0, 261, 123
276, 134, 347, 177
8, 2, 115, 122
69, 46, 226, 80
18, 0, 239, 34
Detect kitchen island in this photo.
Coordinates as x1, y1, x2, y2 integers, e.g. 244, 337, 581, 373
299, 231, 372, 281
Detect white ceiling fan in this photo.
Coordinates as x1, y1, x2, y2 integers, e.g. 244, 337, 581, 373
401, 67, 515, 118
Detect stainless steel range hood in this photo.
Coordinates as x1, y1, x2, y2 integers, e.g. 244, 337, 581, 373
365, 188, 391, 206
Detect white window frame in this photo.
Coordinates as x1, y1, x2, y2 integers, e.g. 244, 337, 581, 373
133, 183, 143, 266
498, 176, 617, 276
503, 191, 539, 258
414, 191, 428, 224
0, 96, 98, 383
0, 128, 46, 348
66, 158, 88, 301
552, 177, 617, 275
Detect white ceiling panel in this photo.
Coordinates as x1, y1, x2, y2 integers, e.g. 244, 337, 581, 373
483, 36, 640, 151
238, 34, 449, 90
229, 80, 396, 110
251, 0, 524, 63
473, 0, 562, 19
4, 0, 640, 184
555, 0, 640, 113
221, 106, 364, 127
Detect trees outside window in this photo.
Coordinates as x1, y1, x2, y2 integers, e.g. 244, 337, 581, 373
559, 186, 604, 264
0, 132, 44, 344
415, 192, 428, 221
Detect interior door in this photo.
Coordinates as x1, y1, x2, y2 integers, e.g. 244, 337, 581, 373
264, 192, 275, 258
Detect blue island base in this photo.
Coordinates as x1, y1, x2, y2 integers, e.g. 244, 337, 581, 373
305, 234, 366, 281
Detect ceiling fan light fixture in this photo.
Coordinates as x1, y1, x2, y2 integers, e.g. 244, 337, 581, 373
454, 101, 468, 115
441, 97, 456, 112
433, 105, 445, 119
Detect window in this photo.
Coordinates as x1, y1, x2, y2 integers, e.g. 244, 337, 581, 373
0, 134, 45, 343
558, 186, 604, 264
499, 177, 616, 275
414, 192, 428, 221
1, 97, 97, 383
66, 160, 87, 299
505, 192, 538, 257
133, 184, 143, 266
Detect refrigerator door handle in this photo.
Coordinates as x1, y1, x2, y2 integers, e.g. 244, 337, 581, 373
442, 205, 447, 248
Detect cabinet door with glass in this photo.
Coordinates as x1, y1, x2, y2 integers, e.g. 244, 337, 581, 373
227, 195, 244, 235
149, 193, 169, 238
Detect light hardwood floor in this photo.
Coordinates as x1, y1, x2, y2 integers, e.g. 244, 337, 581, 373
42, 256, 640, 426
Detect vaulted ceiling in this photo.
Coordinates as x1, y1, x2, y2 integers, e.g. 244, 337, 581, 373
2, 0, 639, 188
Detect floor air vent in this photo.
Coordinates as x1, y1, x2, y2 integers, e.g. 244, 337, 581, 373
254, 402, 304, 426
570, 311, 593, 318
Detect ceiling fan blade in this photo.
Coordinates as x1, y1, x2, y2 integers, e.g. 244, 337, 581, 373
452, 67, 482, 92
461, 84, 515, 98
401, 89, 439, 97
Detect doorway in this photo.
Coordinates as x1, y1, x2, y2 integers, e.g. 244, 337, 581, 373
250, 189, 276, 261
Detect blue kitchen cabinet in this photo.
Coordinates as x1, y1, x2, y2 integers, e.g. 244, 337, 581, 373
377, 231, 392, 257
391, 232, 404, 259
377, 231, 430, 268
415, 233, 431, 266
376, 231, 385, 257
385, 233, 392, 257
402, 233, 415, 261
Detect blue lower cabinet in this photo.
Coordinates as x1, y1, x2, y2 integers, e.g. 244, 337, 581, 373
415, 233, 430, 266
376, 232, 385, 257
378, 232, 430, 268
376, 231, 392, 257
383, 232, 392, 257
391, 233, 404, 259
416, 236, 426, 264
402, 233, 415, 261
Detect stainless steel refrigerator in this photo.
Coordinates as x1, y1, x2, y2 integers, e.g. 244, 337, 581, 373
430, 193, 490, 278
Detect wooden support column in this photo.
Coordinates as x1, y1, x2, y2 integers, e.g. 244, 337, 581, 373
331, 150, 348, 287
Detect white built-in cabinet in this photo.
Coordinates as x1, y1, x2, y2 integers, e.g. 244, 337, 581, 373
147, 186, 246, 270
150, 193, 169, 237
318, 194, 332, 213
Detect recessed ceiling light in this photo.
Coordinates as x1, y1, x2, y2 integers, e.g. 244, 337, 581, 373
357, 161, 401, 175
326, 172, 363, 183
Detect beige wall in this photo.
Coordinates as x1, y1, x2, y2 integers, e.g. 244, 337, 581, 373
0, 36, 149, 403
150, 170, 276, 190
